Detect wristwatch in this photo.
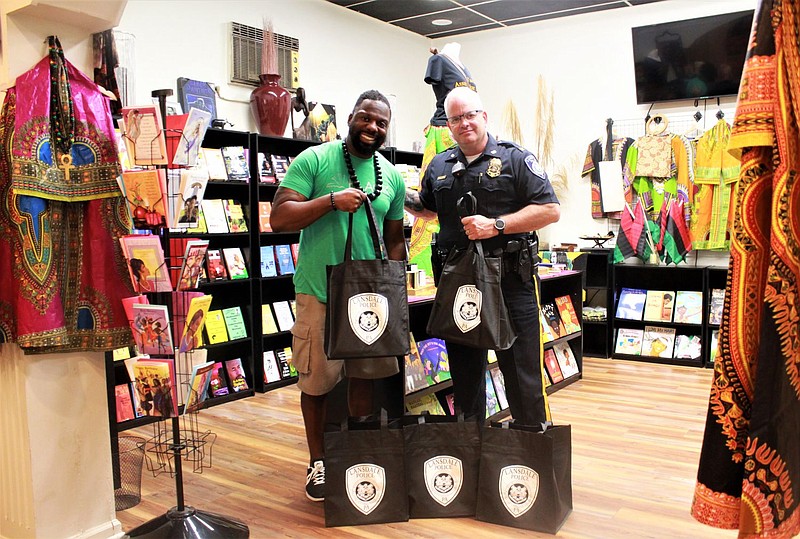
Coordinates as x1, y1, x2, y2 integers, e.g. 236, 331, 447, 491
494, 218, 506, 235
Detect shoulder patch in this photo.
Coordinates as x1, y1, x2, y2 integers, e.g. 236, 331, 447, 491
525, 154, 547, 178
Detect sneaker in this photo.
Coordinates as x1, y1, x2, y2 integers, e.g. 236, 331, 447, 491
305, 459, 325, 502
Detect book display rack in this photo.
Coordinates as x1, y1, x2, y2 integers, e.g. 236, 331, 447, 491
579, 249, 613, 358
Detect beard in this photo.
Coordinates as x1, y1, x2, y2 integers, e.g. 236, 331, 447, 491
348, 129, 384, 157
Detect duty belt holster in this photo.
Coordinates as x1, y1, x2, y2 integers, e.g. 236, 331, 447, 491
503, 237, 539, 282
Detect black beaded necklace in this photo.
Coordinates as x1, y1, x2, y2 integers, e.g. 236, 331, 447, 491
342, 140, 382, 201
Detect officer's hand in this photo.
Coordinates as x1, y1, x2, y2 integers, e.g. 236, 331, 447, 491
332, 188, 367, 213
461, 215, 499, 240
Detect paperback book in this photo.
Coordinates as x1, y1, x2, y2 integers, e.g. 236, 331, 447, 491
615, 327, 644, 355
222, 247, 249, 279
172, 167, 209, 229
171, 107, 212, 167
616, 288, 648, 320
541, 302, 567, 339
132, 358, 178, 418
206, 249, 228, 280
543, 348, 565, 383
404, 333, 428, 395
119, 234, 173, 292
204, 309, 229, 344
119, 105, 168, 166
275, 348, 293, 378
708, 289, 725, 326
183, 361, 215, 413
263, 351, 282, 383
418, 338, 451, 386
673, 334, 702, 360
223, 200, 248, 233
201, 199, 229, 233
270, 154, 290, 182
553, 342, 580, 378
484, 370, 501, 417
261, 304, 279, 334
208, 362, 230, 397
641, 326, 677, 358
225, 358, 249, 392
221, 146, 250, 181
490, 367, 509, 410
258, 152, 276, 183
272, 301, 295, 332
258, 201, 273, 232
274, 244, 296, 275
176, 240, 209, 291
115, 384, 136, 422
643, 290, 675, 323
673, 290, 703, 325
554, 295, 581, 334
405, 393, 445, 416
131, 304, 174, 356
260, 245, 277, 278
121, 169, 168, 230
178, 294, 212, 353
203, 148, 228, 180
222, 306, 248, 340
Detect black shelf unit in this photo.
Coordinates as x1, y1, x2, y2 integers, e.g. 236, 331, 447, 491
579, 248, 612, 358
540, 270, 584, 391
704, 266, 728, 366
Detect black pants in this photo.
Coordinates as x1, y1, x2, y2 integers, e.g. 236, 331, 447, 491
445, 274, 547, 425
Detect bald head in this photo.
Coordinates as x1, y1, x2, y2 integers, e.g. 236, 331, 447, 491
444, 87, 483, 118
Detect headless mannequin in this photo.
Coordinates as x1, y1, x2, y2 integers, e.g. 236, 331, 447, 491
439, 42, 462, 66
425, 41, 475, 127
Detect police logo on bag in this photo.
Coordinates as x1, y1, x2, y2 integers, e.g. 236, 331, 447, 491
453, 285, 482, 333
499, 465, 539, 518
346, 464, 386, 515
348, 293, 388, 345
424, 456, 463, 507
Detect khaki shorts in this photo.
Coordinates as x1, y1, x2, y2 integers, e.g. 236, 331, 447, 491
290, 293, 399, 396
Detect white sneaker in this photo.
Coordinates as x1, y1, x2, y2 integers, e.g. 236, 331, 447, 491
305, 459, 325, 502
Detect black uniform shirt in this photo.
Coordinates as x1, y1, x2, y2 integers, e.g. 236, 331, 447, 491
424, 54, 477, 126
419, 134, 559, 253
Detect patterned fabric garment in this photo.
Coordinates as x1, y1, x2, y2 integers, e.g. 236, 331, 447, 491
0, 41, 135, 353
581, 136, 634, 219
691, 1, 800, 537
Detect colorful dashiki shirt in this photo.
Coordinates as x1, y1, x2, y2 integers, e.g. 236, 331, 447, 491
581, 136, 634, 219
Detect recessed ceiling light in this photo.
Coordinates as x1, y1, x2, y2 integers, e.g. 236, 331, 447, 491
431, 19, 452, 26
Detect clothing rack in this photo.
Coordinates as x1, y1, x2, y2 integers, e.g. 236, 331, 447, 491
610, 107, 736, 140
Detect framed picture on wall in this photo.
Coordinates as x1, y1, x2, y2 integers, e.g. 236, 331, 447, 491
177, 77, 218, 120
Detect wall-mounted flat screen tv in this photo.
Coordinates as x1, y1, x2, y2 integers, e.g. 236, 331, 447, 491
632, 10, 754, 104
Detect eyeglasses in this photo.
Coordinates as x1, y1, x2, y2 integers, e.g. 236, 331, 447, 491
446, 109, 482, 125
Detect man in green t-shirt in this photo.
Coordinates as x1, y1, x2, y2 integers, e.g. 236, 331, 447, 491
270, 90, 406, 502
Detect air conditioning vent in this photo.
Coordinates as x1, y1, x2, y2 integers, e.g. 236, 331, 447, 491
230, 22, 299, 88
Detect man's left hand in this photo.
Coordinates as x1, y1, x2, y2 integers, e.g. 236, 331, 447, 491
461, 215, 499, 240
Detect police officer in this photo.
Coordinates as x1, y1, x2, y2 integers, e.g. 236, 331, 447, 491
405, 86, 560, 425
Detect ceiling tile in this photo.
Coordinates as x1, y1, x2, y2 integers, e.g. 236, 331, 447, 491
348, 0, 461, 23
504, 3, 628, 26
470, 0, 618, 22
393, 8, 495, 37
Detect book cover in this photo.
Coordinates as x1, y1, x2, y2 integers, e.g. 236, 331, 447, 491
175, 347, 208, 405
643, 290, 675, 322
541, 302, 566, 339
170, 290, 204, 345
171, 107, 211, 167
260, 245, 277, 278
183, 360, 215, 413
173, 168, 208, 228
641, 326, 677, 358
122, 295, 149, 352
405, 393, 446, 415
208, 362, 230, 397
444, 393, 455, 415
710, 330, 720, 363
203, 148, 229, 180
121, 169, 168, 229
178, 294, 212, 353
418, 338, 451, 386
282, 347, 298, 378
274, 244, 296, 275
120, 234, 173, 293
539, 311, 555, 343
673, 334, 702, 360
115, 384, 136, 422
131, 304, 174, 356
222, 247, 249, 279
258, 201, 273, 232
543, 348, 564, 383
291, 243, 300, 266
484, 371, 501, 418
553, 342, 580, 378
272, 301, 295, 332
129, 381, 145, 418
176, 240, 209, 291
263, 351, 282, 383
119, 105, 168, 166
554, 295, 581, 334
258, 152, 276, 183
206, 249, 228, 280
615, 327, 644, 355
185, 206, 208, 234
204, 309, 229, 344
616, 288, 648, 320
275, 348, 293, 379
222, 306, 248, 340
270, 154, 290, 182
708, 289, 725, 326
201, 199, 230, 233
225, 358, 249, 392
674, 290, 703, 325
133, 358, 178, 418
223, 199, 249, 233
490, 367, 509, 410
404, 333, 428, 395
261, 304, 279, 334
221, 146, 250, 181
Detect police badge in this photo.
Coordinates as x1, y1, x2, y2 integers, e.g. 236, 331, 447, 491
498, 465, 539, 517
453, 284, 482, 333
347, 293, 388, 345
346, 464, 386, 515
486, 157, 502, 178
424, 456, 464, 507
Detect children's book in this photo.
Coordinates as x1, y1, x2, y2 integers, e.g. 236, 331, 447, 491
444, 393, 456, 415
405, 393, 446, 416
539, 311, 555, 343
208, 362, 230, 397
270, 154, 290, 182
673, 334, 702, 360
404, 333, 428, 395
120, 234, 173, 292
418, 338, 451, 386
484, 371, 501, 418
172, 168, 208, 228
263, 351, 282, 383
183, 361, 215, 413
121, 169, 169, 229
178, 295, 212, 353
708, 289, 725, 326
223, 200, 248, 233
222, 247, 249, 279
674, 290, 703, 325
203, 148, 229, 180
490, 367, 509, 410
206, 249, 228, 280
616, 288, 648, 320
709, 330, 720, 363
543, 348, 565, 383
260, 245, 277, 278
132, 358, 178, 418
272, 301, 295, 332
643, 290, 675, 322
204, 309, 229, 344
171, 107, 212, 166
554, 295, 581, 334
119, 105, 168, 166
615, 327, 644, 355
225, 358, 249, 392
553, 342, 580, 378
261, 304, 279, 334
222, 306, 248, 340
131, 304, 174, 356
541, 302, 566, 339
115, 384, 136, 422
176, 240, 210, 291
258, 201, 273, 232
641, 326, 677, 358
201, 199, 229, 233
221, 146, 250, 181
274, 244, 296, 275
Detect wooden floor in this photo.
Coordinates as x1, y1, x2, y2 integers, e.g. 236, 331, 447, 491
117, 356, 737, 538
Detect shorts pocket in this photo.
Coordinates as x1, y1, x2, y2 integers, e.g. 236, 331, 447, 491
290, 322, 313, 374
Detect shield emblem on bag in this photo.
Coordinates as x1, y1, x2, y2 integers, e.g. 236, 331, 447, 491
453, 285, 482, 333
499, 465, 539, 517
348, 293, 388, 345
346, 464, 386, 515
424, 455, 463, 506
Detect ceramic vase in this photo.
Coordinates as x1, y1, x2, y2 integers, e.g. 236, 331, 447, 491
250, 73, 291, 137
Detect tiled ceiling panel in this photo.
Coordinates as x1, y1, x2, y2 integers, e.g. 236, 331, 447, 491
324, 0, 670, 38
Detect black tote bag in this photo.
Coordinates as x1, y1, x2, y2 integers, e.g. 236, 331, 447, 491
324, 411, 409, 527
324, 198, 409, 359
475, 422, 573, 533
426, 239, 516, 350
402, 413, 482, 518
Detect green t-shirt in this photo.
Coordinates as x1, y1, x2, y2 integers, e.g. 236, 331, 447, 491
279, 141, 406, 303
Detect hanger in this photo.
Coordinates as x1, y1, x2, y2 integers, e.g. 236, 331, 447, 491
715, 97, 724, 121
645, 113, 669, 136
